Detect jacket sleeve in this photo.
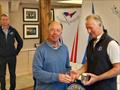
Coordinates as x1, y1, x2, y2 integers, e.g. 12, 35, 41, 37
15, 30, 23, 55
32, 48, 59, 83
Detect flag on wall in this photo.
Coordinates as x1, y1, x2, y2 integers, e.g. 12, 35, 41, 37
70, 25, 79, 63
82, 2, 95, 64
82, 36, 91, 64
82, 51, 87, 64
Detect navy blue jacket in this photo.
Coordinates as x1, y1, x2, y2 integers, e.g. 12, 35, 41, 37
86, 32, 117, 90
0, 26, 23, 57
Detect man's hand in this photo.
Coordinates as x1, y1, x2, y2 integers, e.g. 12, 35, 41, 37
58, 74, 72, 83
83, 73, 99, 86
70, 70, 80, 82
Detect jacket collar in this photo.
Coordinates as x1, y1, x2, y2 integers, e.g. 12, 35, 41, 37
0, 26, 14, 34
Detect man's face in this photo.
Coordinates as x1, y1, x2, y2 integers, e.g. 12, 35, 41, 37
85, 19, 101, 39
1, 16, 9, 27
48, 22, 62, 42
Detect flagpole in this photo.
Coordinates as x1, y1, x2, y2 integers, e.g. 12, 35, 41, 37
70, 37, 75, 62
91, 0, 95, 14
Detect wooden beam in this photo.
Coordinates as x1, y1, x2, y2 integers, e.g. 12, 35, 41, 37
52, 4, 81, 8
39, 0, 51, 42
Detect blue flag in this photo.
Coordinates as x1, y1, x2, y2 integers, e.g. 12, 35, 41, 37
82, 36, 91, 64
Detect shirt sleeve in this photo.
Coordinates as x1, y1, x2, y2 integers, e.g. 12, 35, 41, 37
107, 40, 120, 64
32, 48, 59, 83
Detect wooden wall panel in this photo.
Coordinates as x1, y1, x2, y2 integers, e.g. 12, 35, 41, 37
39, 0, 51, 42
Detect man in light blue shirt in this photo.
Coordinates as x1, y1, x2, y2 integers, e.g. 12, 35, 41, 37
32, 21, 72, 90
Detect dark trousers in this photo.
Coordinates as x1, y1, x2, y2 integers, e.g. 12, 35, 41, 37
0, 56, 16, 90
33, 77, 36, 90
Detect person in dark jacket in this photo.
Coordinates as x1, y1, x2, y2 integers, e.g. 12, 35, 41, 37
71, 15, 120, 90
0, 14, 23, 90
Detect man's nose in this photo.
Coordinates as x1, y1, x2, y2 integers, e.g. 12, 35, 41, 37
87, 29, 91, 33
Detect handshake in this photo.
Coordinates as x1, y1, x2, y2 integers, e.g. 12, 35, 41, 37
58, 70, 90, 85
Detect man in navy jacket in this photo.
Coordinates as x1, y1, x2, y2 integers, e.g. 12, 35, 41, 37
0, 14, 23, 90
71, 15, 120, 90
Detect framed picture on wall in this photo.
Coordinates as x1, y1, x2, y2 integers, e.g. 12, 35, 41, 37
23, 8, 39, 22
23, 24, 39, 39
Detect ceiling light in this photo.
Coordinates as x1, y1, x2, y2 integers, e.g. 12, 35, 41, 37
36, 0, 39, 2
58, 0, 83, 4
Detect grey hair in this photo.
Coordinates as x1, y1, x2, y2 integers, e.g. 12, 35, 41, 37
48, 21, 63, 29
86, 15, 103, 27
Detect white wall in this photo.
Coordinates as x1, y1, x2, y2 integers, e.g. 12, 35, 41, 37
80, 0, 120, 43
10, 3, 40, 49
54, 8, 82, 63
0, 1, 9, 15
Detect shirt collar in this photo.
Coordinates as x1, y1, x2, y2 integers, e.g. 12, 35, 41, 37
2, 26, 9, 31
46, 40, 62, 49
94, 32, 104, 43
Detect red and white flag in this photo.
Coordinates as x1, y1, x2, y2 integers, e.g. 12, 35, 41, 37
70, 25, 79, 63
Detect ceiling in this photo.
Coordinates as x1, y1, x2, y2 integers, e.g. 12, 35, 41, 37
19, 0, 82, 5
6, 0, 82, 6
